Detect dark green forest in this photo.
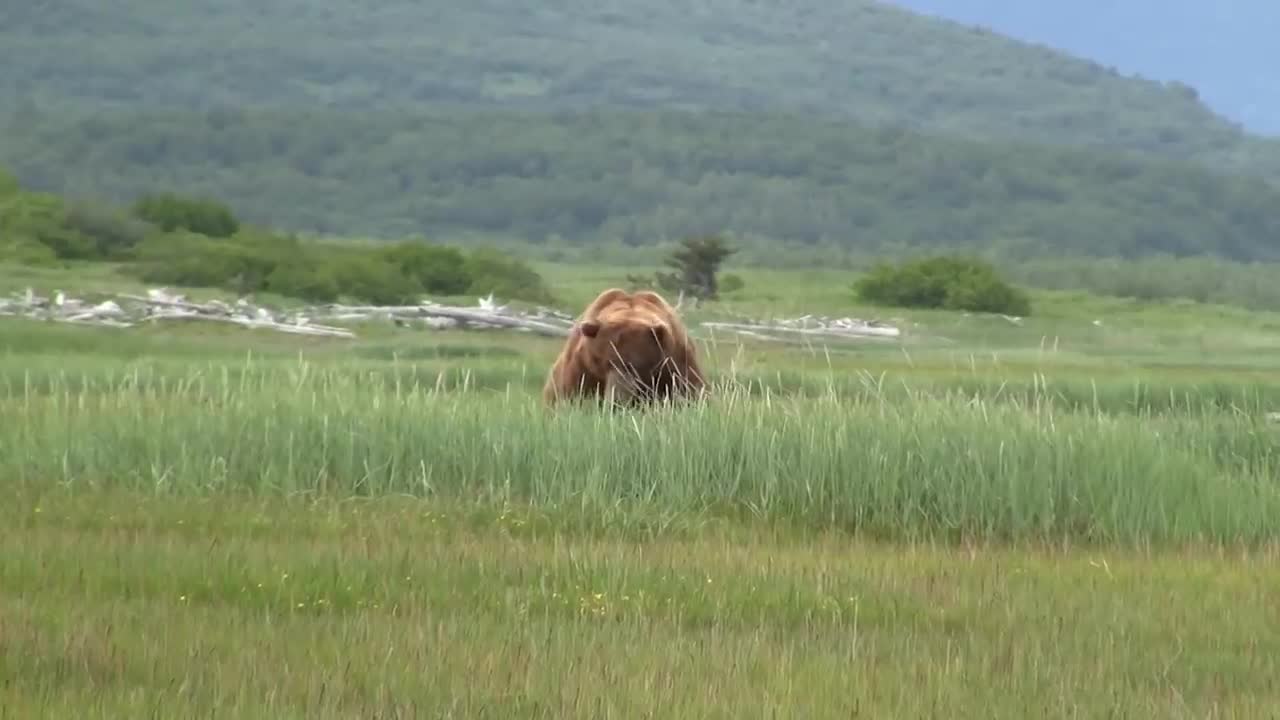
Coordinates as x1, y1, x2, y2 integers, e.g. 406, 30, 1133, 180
4, 0, 1280, 298
3, 0, 1279, 180
4, 108, 1279, 263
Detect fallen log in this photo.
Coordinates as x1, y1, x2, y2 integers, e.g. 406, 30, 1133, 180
5, 287, 925, 346
701, 321, 901, 340
314, 303, 573, 337
142, 312, 358, 338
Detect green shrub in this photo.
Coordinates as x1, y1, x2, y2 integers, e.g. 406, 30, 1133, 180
29, 223, 96, 260
1, 173, 152, 262
330, 255, 424, 305
132, 230, 289, 294
0, 237, 59, 265
264, 259, 341, 302
379, 241, 471, 295
464, 248, 555, 304
0, 190, 95, 261
132, 192, 240, 238
133, 232, 354, 303
131, 231, 427, 304
133, 233, 236, 288
854, 255, 1032, 316
1, 174, 560, 308
105, 193, 554, 306
62, 201, 153, 259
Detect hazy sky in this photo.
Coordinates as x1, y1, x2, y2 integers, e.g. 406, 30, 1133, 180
886, 0, 1280, 135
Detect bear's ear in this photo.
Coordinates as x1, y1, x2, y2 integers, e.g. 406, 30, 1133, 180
579, 321, 601, 338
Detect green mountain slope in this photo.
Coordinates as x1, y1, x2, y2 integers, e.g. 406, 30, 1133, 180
3, 0, 1279, 179
890, 0, 1280, 135
6, 109, 1278, 263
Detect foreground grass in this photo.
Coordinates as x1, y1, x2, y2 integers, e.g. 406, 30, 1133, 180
3, 493, 1278, 718
6, 272, 1280, 715
4, 359, 1280, 546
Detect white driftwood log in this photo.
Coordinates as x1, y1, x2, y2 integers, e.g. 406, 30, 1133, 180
312, 303, 573, 337
3, 286, 913, 346
702, 320, 901, 341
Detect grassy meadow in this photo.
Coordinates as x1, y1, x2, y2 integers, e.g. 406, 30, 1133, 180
4, 259, 1280, 717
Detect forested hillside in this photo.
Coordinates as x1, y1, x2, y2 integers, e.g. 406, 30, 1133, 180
6, 109, 1279, 262
3, 0, 1279, 180
888, 0, 1280, 135
5, 0, 1280, 264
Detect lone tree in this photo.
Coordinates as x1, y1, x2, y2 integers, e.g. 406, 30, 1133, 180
655, 234, 737, 300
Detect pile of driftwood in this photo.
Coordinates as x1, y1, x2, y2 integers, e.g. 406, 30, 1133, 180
1, 288, 358, 338
0, 287, 903, 344
702, 314, 900, 343
319, 294, 575, 338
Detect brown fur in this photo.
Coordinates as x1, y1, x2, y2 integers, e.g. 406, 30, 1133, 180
543, 288, 707, 407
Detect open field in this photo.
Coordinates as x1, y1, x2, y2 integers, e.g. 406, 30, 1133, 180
4, 493, 1279, 718
4, 260, 1280, 716
7, 0, 1280, 711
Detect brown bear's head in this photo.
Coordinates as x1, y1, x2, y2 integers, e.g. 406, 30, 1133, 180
575, 290, 688, 391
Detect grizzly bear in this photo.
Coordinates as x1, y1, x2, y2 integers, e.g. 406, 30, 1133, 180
542, 288, 707, 407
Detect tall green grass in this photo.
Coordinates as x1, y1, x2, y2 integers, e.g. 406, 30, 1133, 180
5, 361, 1279, 546
6, 351, 1280, 416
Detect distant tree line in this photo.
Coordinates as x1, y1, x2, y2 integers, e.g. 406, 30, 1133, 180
4, 108, 1280, 264
5, 0, 1278, 181
12, 165, 1280, 313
